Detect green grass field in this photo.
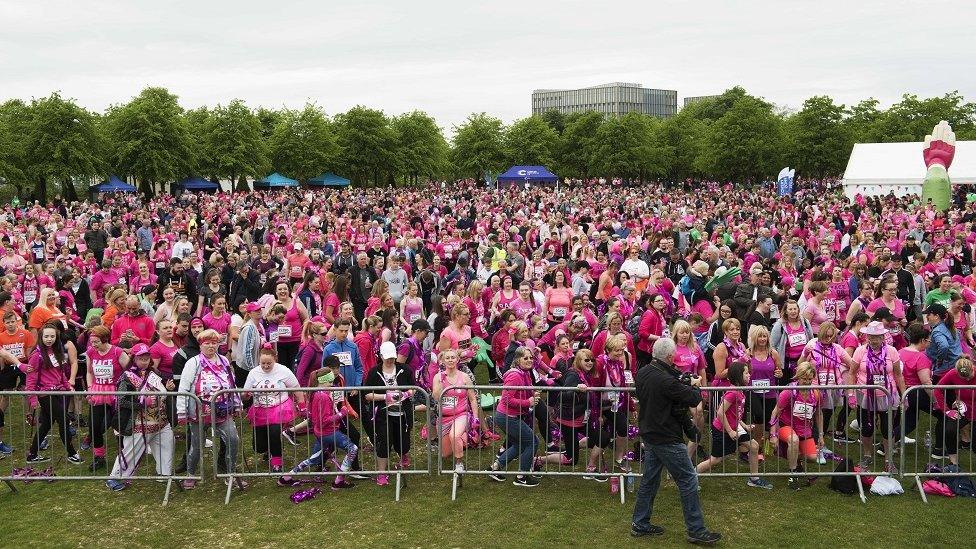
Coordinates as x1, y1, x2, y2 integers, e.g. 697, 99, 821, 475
1, 394, 974, 548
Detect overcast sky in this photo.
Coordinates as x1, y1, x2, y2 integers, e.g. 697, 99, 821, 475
2, 0, 973, 135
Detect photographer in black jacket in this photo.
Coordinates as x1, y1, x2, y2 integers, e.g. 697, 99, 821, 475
631, 338, 721, 546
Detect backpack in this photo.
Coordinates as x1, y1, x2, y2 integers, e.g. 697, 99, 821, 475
944, 464, 976, 497
625, 306, 646, 341
829, 458, 857, 495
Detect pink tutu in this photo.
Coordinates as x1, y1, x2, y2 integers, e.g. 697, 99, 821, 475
88, 382, 117, 406
247, 400, 296, 427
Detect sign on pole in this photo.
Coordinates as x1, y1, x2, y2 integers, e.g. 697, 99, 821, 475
777, 167, 795, 196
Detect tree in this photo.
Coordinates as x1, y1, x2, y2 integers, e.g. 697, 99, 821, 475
105, 87, 193, 196
660, 109, 710, 180
391, 111, 449, 185
699, 95, 784, 181
184, 107, 215, 180
845, 98, 884, 144
208, 99, 267, 191
450, 113, 505, 181
556, 111, 604, 178
22, 93, 103, 202
269, 104, 341, 184
503, 116, 559, 167
0, 100, 30, 197
334, 106, 397, 186
590, 112, 666, 180
785, 96, 853, 177
540, 109, 567, 134
876, 92, 976, 142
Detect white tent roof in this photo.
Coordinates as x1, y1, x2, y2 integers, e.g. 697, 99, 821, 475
842, 140, 976, 198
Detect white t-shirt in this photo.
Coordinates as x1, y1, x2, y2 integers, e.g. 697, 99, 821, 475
229, 313, 245, 362
244, 364, 299, 407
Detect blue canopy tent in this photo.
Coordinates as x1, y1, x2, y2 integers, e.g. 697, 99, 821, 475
254, 172, 299, 189
307, 172, 351, 188
92, 175, 137, 193
496, 165, 559, 187
178, 177, 219, 192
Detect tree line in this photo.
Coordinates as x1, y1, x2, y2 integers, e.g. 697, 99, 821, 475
1, 86, 974, 201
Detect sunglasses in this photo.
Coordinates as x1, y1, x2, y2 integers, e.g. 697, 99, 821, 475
583, 358, 595, 363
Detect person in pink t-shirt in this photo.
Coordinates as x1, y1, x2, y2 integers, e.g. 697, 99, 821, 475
895, 323, 934, 443
696, 361, 770, 489
769, 362, 823, 489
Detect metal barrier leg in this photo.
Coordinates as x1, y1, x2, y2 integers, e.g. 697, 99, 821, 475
451, 472, 459, 501
163, 478, 173, 506
619, 474, 625, 505
3, 479, 16, 493
914, 476, 928, 503
395, 472, 402, 502
856, 475, 866, 504
224, 474, 234, 505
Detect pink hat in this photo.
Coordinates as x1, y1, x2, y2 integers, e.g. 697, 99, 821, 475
246, 302, 263, 313
130, 343, 151, 357
859, 321, 888, 336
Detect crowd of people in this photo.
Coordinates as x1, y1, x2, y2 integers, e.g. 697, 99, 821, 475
0, 177, 975, 503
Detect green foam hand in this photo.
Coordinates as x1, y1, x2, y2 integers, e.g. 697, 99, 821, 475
920, 120, 956, 211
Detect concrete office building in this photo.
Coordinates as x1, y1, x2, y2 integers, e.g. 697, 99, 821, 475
531, 83, 677, 119
683, 95, 721, 107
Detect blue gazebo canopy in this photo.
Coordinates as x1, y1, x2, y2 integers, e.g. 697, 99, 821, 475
496, 165, 558, 183
254, 172, 298, 188
307, 172, 351, 187
92, 175, 137, 193
179, 177, 219, 191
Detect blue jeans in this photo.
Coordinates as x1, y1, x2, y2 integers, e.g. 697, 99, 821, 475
307, 432, 355, 467
632, 441, 707, 537
494, 411, 538, 472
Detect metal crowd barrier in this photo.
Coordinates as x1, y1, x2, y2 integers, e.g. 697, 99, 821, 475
697, 385, 895, 504
208, 386, 432, 504
437, 385, 639, 503
899, 384, 976, 502
0, 390, 205, 505
437, 384, 894, 504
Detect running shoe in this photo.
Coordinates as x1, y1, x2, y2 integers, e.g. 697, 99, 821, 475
26, 454, 50, 463
271, 465, 282, 474
204, 438, 213, 448
832, 432, 857, 444
631, 523, 664, 537
816, 449, 827, 465
181, 479, 197, 490
931, 448, 947, 459
106, 479, 126, 492
903, 436, 916, 444
454, 462, 465, 473
0, 441, 13, 455
687, 530, 722, 546
884, 461, 899, 475
281, 429, 299, 447
399, 454, 411, 468
376, 474, 390, 486
513, 475, 539, 487
747, 477, 773, 490
350, 473, 371, 480
80, 436, 92, 451
67, 453, 84, 465
331, 479, 355, 490
277, 476, 298, 487
488, 462, 506, 482
849, 419, 860, 432
787, 476, 800, 491
89, 456, 106, 471
39, 437, 49, 451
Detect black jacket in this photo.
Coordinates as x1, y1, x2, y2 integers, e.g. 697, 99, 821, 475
635, 358, 702, 445
349, 264, 378, 305
228, 269, 262, 306
156, 268, 198, 306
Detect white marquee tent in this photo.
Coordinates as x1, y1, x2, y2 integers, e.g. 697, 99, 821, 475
842, 141, 976, 199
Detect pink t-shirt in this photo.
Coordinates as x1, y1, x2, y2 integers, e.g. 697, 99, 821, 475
672, 343, 705, 375
149, 340, 179, 378
712, 390, 745, 431
898, 347, 931, 388
775, 387, 821, 438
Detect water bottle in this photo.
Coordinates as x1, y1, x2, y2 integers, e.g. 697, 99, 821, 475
626, 474, 635, 493
610, 475, 620, 494
924, 430, 932, 450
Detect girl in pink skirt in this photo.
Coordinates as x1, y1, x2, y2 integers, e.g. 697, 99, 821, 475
244, 346, 306, 473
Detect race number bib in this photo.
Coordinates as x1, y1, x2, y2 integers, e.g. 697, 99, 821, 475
92, 362, 114, 381
552, 307, 567, 319
752, 379, 770, 388
277, 325, 292, 338
268, 331, 279, 344
156, 261, 166, 270
623, 370, 635, 385
818, 372, 836, 385
476, 316, 485, 325
792, 401, 815, 420
872, 374, 886, 386
335, 352, 352, 367
332, 390, 345, 403
956, 401, 968, 415
409, 313, 420, 323
441, 396, 458, 409
787, 332, 807, 347
23, 291, 36, 303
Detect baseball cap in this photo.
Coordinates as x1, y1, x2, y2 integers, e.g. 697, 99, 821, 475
923, 303, 948, 317
130, 343, 151, 357
246, 302, 263, 313
380, 341, 398, 360
411, 319, 432, 332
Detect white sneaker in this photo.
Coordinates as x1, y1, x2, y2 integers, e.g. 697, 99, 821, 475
849, 420, 860, 432
816, 449, 827, 465
455, 462, 465, 473
205, 438, 214, 448
903, 436, 916, 444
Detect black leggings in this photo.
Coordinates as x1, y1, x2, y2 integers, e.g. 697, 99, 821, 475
374, 415, 411, 459
894, 389, 932, 440
936, 414, 973, 455
560, 421, 612, 464
253, 424, 283, 458
30, 395, 76, 456
277, 341, 300, 372
343, 394, 368, 470
603, 407, 628, 438
857, 407, 894, 439
90, 404, 116, 450
534, 400, 552, 446
821, 406, 849, 436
